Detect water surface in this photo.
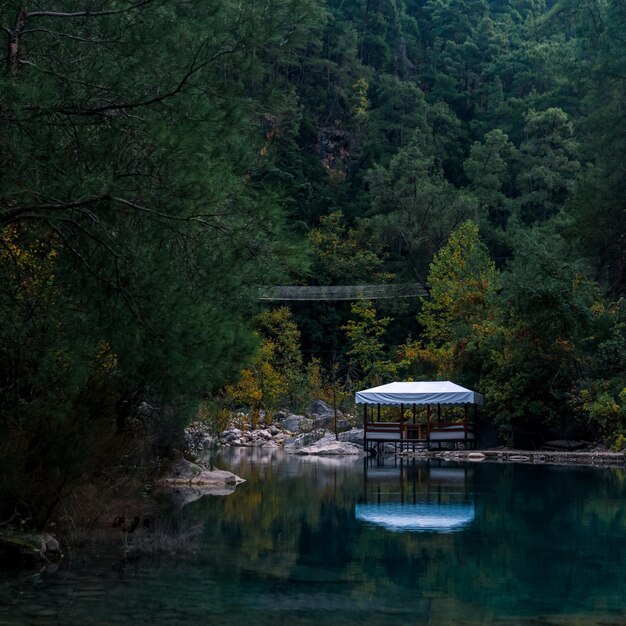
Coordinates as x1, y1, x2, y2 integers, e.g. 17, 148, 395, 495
1, 450, 625, 625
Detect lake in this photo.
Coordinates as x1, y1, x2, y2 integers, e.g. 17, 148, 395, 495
1, 450, 625, 625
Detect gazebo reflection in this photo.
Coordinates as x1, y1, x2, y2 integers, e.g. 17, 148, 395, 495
355, 457, 477, 533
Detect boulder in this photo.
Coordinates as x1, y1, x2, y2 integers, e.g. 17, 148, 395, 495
40, 532, 62, 559
312, 415, 333, 430
221, 429, 242, 442
336, 418, 354, 433
309, 399, 335, 417
281, 415, 313, 433
467, 452, 486, 462
283, 431, 331, 452
161, 458, 245, 487
338, 428, 364, 445
295, 441, 364, 456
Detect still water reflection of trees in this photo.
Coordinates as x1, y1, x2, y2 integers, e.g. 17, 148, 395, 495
198, 450, 626, 621
1, 451, 625, 625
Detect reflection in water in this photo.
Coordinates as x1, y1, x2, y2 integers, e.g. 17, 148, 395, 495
1, 450, 625, 625
355, 502, 475, 532
356, 458, 476, 532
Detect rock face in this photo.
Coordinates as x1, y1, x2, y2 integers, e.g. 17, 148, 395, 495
318, 127, 352, 180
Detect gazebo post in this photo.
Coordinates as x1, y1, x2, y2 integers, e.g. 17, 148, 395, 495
363, 404, 367, 451
400, 403, 404, 448
464, 404, 468, 443
427, 404, 431, 449
474, 403, 478, 449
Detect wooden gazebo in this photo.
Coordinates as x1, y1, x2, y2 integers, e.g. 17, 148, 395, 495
355, 381, 483, 452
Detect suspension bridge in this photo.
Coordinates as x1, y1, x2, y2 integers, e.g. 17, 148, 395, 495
257, 283, 428, 301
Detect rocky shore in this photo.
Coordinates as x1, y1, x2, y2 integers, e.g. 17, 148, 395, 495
185, 400, 625, 468
185, 400, 366, 457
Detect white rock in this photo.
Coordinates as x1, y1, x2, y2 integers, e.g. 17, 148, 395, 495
295, 441, 364, 456
468, 452, 486, 462
161, 459, 245, 487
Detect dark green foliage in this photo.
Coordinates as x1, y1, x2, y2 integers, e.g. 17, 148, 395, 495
278, 0, 625, 447
1, 0, 625, 521
367, 133, 481, 282
0, 0, 318, 520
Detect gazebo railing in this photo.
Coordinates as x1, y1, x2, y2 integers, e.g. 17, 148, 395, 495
364, 420, 474, 443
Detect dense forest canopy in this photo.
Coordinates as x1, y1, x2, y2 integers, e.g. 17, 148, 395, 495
0, 0, 624, 519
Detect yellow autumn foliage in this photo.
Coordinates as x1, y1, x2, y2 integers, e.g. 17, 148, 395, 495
0, 224, 58, 297
404, 221, 500, 379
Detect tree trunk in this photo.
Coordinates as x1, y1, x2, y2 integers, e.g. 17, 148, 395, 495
7, 9, 28, 77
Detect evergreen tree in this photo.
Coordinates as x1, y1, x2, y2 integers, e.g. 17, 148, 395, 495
367, 132, 480, 282
0, 0, 318, 519
516, 107, 580, 222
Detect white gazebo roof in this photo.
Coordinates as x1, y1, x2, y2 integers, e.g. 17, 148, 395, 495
355, 381, 483, 406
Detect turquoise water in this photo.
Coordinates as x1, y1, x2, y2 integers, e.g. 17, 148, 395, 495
1, 450, 625, 625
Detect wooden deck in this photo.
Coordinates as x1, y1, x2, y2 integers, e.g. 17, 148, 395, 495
364, 421, 475, 450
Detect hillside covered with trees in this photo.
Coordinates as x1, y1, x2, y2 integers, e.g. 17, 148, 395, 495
1, 0, 624, 521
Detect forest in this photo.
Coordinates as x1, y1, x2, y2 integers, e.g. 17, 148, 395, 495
0, 0, 624, 521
